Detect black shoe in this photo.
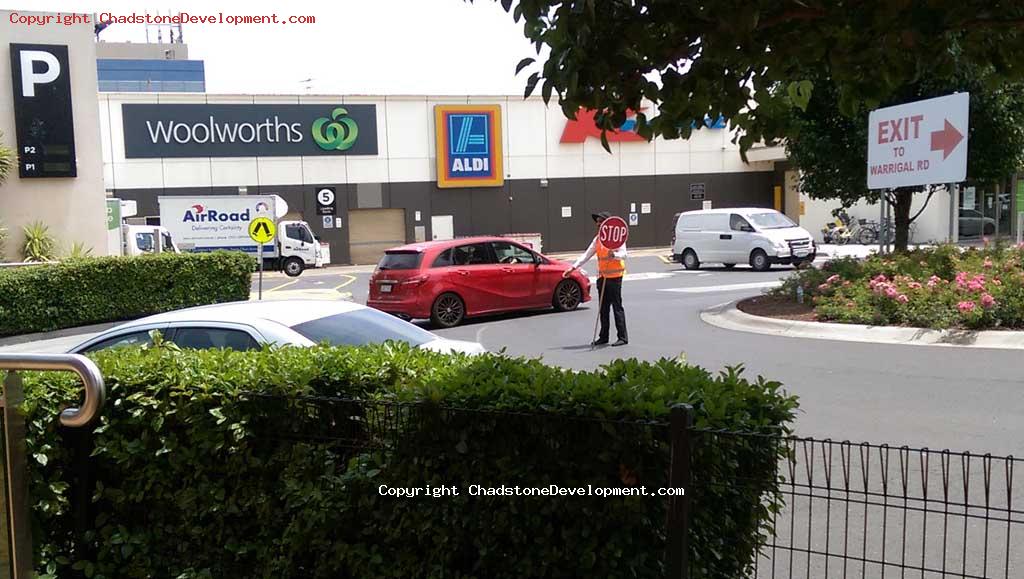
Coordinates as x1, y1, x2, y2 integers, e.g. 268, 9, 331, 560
612, 339, 628, 347
591, 339, 609, 346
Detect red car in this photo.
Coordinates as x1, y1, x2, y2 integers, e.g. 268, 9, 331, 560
367, 236, 591, 328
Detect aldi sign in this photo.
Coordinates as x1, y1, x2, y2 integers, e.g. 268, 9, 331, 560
435, 104, 503, 188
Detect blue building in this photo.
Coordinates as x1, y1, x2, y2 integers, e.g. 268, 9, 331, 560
95, 41, 205, 92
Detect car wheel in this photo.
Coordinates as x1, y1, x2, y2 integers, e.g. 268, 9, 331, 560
750, 249, 771, 272
283, 257, 305, 277
682, 249, 701, 270
722, 263, 736, 269
431, 292, 465, 328
984, 223, 996, 236
552, 279, 583, 312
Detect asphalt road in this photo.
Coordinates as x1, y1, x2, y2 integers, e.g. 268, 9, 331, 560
9, 254, 1023, 456
349, 255, 1023, 456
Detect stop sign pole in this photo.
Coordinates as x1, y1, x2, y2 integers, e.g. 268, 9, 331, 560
591, 216, 629, 349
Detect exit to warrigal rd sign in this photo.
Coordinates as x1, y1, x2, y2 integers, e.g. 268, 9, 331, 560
867, 93, 969, 189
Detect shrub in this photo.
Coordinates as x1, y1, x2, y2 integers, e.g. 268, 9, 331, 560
64, 241, 94, 259
0, 219, 7, 261
21, 220, 58, 262
22, 344, 798, 579
0, 251, 255, 337
782, 244, 1024, 330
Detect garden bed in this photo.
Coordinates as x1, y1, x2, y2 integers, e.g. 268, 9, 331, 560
765, 244, 1024, 331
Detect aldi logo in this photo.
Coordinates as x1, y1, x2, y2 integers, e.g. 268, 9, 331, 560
435, 105, 503, 188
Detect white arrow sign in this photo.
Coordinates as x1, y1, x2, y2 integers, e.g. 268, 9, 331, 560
867, 93, 969, 189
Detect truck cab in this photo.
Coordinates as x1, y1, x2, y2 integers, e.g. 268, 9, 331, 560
279, 220, 323, 276
123, 225, 180, 256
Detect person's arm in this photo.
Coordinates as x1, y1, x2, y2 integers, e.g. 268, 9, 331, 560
564, 238, 597, 277
612, 242, 627, 259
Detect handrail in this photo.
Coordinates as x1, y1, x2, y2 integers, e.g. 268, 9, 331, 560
0, 353, 106, 428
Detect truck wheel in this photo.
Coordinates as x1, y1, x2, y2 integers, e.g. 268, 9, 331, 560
682, 249, 701, 270
283, 257, 305, 277
750, 249, 771, 272
431, 292, 465, 328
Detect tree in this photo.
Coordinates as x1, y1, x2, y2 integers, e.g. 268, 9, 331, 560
491, 1, 1024, 153
786, 68, 1024, 250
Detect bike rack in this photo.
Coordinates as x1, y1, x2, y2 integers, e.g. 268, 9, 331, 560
0, 354, 107, 578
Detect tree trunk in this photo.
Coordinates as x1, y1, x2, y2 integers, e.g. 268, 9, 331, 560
892, 187, 916, 252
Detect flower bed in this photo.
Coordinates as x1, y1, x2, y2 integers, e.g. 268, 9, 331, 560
771, 244, 1024, 330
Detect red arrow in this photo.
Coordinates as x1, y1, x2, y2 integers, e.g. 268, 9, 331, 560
930, 119, 964, 160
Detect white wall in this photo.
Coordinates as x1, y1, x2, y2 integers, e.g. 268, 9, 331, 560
800, 185, 952, 244
99, 93, 775, 191
1, 11, 108, 258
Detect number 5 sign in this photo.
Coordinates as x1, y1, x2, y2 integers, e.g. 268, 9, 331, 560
598, 216, 629, 250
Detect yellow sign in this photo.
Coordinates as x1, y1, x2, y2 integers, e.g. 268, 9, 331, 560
248, 217, 276, 244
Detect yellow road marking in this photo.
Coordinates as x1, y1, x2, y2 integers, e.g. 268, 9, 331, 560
266, 279, 300, 293
333, 274, 358, 292
658, 255, 674, 264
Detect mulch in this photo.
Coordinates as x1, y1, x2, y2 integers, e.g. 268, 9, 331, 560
737, 294, 818, 322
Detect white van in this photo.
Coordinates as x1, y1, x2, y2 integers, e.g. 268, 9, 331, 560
671, 208, 816, 271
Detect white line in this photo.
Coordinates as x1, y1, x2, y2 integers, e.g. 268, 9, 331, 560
658, 281, 783, 294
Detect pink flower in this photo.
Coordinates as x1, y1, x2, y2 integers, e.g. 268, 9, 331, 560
908, 282, 922, 290
967, 280, 985, 292
826, 275, 841, 284
896, 294, 909, 303
843, 281, 851, 287
981, 293, 996, 309
958, 301, 977, 313
817, 283, 830, 291
984, 258, 994, 269
885, 287, 899, 299
927, 275, 942, 288
846, 301, 856, 308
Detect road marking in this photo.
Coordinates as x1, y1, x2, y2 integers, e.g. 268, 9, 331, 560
658, 281, 783, 294
333, 274, 358, 291
658, 255, 674, 264
266, 279, 299, 293
698, 273, 712, 277
587, 272, 675, 284
249, 289, 353, 301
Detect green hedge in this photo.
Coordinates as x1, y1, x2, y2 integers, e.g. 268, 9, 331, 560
0, 252, 255, 337
22, 344, 797, 578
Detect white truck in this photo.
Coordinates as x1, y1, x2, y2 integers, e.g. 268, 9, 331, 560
158, 195, 324, 277
108, 198, 181, 256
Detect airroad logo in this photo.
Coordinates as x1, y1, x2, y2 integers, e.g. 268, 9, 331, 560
122, 104, 379, 158
312, 107, 359, 151
182, 204, 252, 223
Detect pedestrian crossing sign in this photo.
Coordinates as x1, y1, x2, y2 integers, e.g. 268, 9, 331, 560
249, 217, 276, 244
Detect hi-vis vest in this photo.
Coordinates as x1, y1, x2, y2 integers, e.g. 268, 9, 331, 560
596, 242, 625, 278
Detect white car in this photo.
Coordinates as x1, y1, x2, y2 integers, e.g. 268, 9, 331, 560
69, 300, 486, 355
671, 208, 816, 271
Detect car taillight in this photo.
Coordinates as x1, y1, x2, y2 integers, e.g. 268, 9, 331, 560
401, 274, 429, 286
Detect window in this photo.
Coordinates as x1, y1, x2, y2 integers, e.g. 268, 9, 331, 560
285, 224, 314, 244
431, 249, 453, 268
80, 330, 156, 353
451, 243, 495, 266
290, 309, 435, 348
491, 242, 536, 265
379, 251, 423, 270
730, 214, 753, 231
677, 215, 700, 229
135, 232, 155, 253
171, 327, 261, 351
747, 212, 797, 229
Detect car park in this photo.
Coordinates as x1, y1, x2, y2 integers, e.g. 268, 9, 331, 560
672, 208, 816, 271
366, 236, 592, 328
68, 300, 485, 355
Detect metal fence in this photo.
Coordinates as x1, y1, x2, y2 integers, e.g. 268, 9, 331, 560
686, 428, 1023, 579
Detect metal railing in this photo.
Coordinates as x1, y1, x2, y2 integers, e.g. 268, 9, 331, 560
0, 353, 106, 578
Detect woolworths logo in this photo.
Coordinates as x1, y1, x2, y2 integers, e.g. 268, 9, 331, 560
311, 107, 359, 151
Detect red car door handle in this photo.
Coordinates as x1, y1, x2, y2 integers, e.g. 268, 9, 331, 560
456, 270, 470, 276
501, 267, 514, 273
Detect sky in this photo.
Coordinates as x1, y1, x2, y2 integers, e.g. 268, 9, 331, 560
6, 0, 541, 95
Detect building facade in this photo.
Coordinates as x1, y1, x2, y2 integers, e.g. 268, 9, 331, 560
99, 93, 784, 263
96, 41, 205, 92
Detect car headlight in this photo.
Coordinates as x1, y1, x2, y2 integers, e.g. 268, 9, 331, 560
773, 242, 790, 253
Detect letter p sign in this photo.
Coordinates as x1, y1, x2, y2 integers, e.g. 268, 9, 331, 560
19, 50, 61, 97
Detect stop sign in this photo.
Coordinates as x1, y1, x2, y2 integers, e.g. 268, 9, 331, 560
598, 216, 629, 250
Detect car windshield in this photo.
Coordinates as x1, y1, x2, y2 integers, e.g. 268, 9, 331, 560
290, 308, 435, 347
747, 212, 797, 229
378, 251, 423, 270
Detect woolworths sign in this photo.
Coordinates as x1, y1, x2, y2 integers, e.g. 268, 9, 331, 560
121, 103, 378, 158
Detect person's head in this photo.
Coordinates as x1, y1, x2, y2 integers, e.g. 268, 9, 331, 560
592, 211, 611, 231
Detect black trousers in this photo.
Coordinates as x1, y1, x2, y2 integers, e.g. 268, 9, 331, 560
596, 276, 627, 341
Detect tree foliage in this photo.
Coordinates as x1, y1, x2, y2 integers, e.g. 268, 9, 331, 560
491, 0, 1024, 153
786, 66, 1024, 249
